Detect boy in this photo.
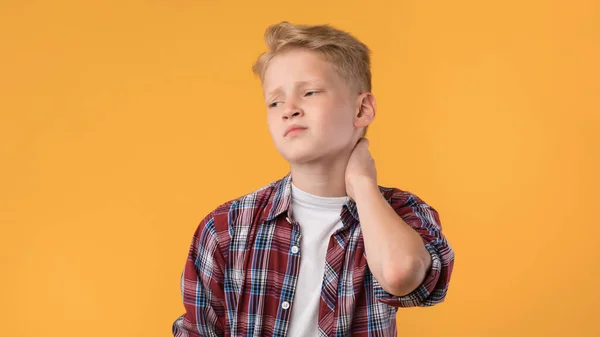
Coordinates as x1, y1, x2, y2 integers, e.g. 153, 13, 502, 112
173, 22, 454, 337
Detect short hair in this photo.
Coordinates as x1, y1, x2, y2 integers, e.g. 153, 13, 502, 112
252, 21, 372, 94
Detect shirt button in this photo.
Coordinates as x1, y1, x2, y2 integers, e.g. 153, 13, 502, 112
282, 301, 290, 310
291, 246, 299, 254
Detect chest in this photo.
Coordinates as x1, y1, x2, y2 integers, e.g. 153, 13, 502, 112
222, 217, 396, 336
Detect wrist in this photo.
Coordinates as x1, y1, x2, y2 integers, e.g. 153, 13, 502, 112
348, 176, 379, 202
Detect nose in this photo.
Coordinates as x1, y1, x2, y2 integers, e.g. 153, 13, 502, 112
282, 100, 303, 120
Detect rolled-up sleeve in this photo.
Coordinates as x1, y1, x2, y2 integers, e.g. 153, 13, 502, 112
172, 213, 227, 337
375, 191, 455, 308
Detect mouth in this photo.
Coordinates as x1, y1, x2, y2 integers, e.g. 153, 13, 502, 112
284, 127, 308, 137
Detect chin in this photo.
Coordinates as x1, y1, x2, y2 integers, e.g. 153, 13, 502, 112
274, 137, 345, 165
281, 152, 317, 165
279, 147, 323, 165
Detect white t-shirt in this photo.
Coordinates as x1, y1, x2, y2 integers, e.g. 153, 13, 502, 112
287, 183, 349, 337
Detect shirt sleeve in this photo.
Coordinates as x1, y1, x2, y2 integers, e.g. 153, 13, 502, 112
375, 191, 455, 308
172, 212, 227, 337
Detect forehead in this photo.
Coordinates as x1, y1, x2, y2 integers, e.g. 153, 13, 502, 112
262, 49, 342, 92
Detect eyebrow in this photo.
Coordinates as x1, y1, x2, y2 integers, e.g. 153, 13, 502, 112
265, 79, 327, 98
266, 87, 283, 99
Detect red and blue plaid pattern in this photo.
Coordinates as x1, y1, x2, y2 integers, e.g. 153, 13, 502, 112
173, 173, 454, 336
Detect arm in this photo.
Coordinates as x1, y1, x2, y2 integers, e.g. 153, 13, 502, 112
344, 138, 454, 307
172, 213, 227, 336
353, 178, 432, 296
352, 178, 454, 307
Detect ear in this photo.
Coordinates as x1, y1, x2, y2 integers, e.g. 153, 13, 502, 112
354, 92, 376, 129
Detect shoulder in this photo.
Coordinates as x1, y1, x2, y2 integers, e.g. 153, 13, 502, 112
213, 178, 281, 228
194, 176, 284, 246
377, 184, 442, 230
377, 184, 439, 215
376, 183, 424, 205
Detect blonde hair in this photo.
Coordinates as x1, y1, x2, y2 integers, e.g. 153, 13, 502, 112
252, 22, 372, 94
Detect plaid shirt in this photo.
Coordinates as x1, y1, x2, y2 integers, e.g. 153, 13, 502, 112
173, 173, 454, 337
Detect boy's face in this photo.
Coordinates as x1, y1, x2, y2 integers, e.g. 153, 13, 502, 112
262, 49, 363, 165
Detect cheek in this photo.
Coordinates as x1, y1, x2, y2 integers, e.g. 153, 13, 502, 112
325, 105, 355, 131
310, 115, 352, 147
266, 114, 279, 133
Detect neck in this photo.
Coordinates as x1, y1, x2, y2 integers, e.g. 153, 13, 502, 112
289, 152, 351, 198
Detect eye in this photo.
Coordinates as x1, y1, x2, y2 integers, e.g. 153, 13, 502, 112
304, 91, 319, 97
268, 101, 282, 108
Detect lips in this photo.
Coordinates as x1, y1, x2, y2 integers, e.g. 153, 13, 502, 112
284, 125, 308, 137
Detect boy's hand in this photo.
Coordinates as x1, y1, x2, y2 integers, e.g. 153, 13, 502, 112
345, 138, 378, 200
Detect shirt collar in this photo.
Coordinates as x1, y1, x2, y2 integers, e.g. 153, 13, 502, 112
262, 172, 361, 223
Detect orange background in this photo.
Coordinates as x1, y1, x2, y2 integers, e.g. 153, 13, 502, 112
1, 0, 598, 336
